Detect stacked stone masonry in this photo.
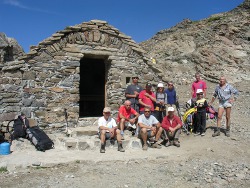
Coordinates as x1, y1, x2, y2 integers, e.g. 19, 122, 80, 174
0, 20, 162, 132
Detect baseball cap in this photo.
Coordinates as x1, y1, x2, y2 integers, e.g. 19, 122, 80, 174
103, 107, 111, 113
196, 89, 203, 94
167, 107, 175, 112
157, 83, 164, 88
146, 83, 152, 87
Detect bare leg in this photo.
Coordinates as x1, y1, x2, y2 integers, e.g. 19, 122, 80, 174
116, 129, 122, 143
119, 118, 125, 133
140, 128, 148, 145
155, 127, 163, 141
225, 107, 231, 129
100, 130, 106, 144
217, 107, 225, 128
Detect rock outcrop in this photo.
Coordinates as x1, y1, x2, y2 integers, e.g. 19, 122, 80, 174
140, 0, 250, 84
0, 33, 24, 64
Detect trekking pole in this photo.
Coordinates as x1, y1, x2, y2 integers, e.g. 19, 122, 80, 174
64, 108, 69, 133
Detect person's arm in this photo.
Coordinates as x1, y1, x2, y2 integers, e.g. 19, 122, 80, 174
145, 93, 156, 102
191, 83, 195, 98
203, 81, 207, 98
230, 85, 239, 102
209, 87, 218, 105
139, 99, 151, 108
161, 117, 170, 131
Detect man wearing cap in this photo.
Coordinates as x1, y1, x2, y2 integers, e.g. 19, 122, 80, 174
210, 76, 239, 137
125, 75, 143, 113
191, 72, 207, 100
98, 107, 125, 153
161, 107, 182, 147
191, 89, 208, 136
117, 100, 139, 139
138, 83, 156, 114
138, 106, 163, 150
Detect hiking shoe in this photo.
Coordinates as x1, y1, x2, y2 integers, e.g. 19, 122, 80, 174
100, 144, 105, 153
142, 144, 148, 151
212, 130, 220, 137
118, 143, 125, 152
201, 132, 205, 136
173, 140, 180, 147
225, 130, 230, 137
193, 132, 200, 136
164, 141, 171, 147
152, 143, 162, 149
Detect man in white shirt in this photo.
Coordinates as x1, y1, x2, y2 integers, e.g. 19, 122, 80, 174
138, 107, 163, 151
98, 107, 125, 153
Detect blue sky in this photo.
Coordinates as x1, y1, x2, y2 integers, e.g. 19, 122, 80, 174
0, 0, 244, 52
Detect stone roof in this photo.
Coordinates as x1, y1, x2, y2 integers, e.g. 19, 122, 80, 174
19, 20, 148, 61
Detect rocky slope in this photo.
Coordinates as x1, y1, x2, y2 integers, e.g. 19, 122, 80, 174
140, 0, 250, 84
0, 33, 24, 64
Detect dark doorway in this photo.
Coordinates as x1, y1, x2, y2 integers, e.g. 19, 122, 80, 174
79, 58, 105, 117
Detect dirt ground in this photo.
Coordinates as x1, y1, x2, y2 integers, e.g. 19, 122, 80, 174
0, 81, 249, 188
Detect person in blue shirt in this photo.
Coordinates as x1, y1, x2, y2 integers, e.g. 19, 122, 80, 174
165, 81, 177, 106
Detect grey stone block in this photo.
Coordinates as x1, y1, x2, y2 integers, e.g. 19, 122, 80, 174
78, 141, 89, 150
65, 141, 77, 150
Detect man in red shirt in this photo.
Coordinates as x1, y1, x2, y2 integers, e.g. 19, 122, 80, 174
138, 83, 156, 114
161, 107, 182, 147
191, 72, 207, 99
117, 100, 139, 139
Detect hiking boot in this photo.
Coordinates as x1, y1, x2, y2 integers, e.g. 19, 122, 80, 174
201, 132, 205, 136
142, 144, 148, 151
212, 130, 220, 137
164, 140, 171, 147
100, 144, 105, 153
193, 132, 200, 136
225, 129, 230, 137
152, 142, 162, 149
173, 139, 180, 147
118, 143, 125, 152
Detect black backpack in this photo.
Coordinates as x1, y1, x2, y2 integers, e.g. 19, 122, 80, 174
26, 126, 54, 152
7, 116, 28, 141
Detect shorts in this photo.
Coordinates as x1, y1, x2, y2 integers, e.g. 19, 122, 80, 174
219, 100, 232, 108
98, 132, 111, 140
138, 129, 152, 139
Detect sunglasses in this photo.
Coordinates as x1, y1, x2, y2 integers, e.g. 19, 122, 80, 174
132, 77, 138, 79
144, 111, 151, 113
168, 84, 173, 86
197, 94, 203, 95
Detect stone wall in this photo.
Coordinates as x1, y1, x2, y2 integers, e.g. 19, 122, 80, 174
0, 20, 161, 131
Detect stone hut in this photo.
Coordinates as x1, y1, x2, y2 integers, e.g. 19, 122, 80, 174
0, 20, 162, 130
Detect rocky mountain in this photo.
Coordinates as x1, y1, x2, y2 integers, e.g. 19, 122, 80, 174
0, 32, 24, 64
140, 0, 250, 84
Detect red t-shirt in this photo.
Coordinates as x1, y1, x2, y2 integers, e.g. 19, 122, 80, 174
117, 105, 137, 122
138, 90, 156, 112
162, 115, 182, 131
192, 80, 207, 98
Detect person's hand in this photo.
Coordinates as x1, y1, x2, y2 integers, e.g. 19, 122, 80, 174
134, 91, 139, 96
109, 128, 115, 137
229, 98, 234, 103
145, 93, 149, 97
169, 127, 175, 132
151, 126, 156, 134
129, 118, 136, 124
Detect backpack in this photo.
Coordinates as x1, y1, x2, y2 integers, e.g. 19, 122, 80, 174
7, 116, 28, 141
26, 126, 54, 152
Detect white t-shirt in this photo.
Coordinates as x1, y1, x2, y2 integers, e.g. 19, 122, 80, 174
98, 116, 117, 132
138, 114, 159, 129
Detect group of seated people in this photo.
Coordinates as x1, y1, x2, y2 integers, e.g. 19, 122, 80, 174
98, 103, 182, 153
